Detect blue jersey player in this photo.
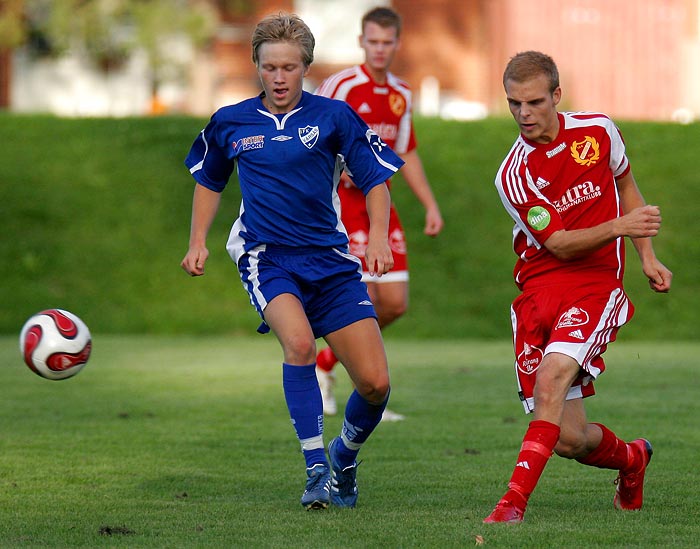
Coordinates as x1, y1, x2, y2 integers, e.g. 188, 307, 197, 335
181, 13, 404, 511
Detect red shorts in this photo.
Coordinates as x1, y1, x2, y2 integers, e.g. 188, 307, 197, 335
340, 178, 408, 283
510, 282, 634, 413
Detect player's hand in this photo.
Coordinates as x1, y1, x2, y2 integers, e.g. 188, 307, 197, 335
618, 205, 662, 238
643, 258, 673, 293
365, 240, 394, 277
181, 246, 209, 276
424, 205, 444, 237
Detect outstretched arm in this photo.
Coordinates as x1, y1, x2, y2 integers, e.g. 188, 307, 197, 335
399, 149, 444, 236
180, 184, 222, 276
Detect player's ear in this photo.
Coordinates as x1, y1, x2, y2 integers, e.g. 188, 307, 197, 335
552, 87, 562, 106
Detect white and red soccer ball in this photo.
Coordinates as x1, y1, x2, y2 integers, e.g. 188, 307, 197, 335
19, 309, 92, 380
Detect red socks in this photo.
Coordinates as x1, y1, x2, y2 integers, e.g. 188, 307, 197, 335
504, 420, 561, 508
316, 347, 337, 373
576, 422, 633, 472
501, 421, 637, 511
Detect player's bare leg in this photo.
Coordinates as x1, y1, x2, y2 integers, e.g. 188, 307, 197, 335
485, 353, 654, 523
367, 280, 408, 329
324, 318, 390, 507
326, 317, 390, 405
564, 400, 653, 511
316, 280, 407, 419
265, 293, 317, 365
366, 280, 408, 421
264, 294, 331, 509
484, 353, 578, 523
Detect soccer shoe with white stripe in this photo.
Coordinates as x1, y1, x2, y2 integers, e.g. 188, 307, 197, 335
613, 438, 653, 511
301, 463, 331, 510
328, 437, 359, 508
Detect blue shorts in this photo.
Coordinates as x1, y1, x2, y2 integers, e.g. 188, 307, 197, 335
238, 245, 377, 338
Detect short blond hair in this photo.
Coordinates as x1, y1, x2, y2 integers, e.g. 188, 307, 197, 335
503, 51, 559, 93
251, 13, 315, 67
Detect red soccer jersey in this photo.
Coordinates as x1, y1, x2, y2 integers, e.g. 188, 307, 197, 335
315, 64, 417, 155
496, 112, 632, 290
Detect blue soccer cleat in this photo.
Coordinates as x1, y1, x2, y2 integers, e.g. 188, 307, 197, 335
301, 463, 331, 510
328, 437, 359, 508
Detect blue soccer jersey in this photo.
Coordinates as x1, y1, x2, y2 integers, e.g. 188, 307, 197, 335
185, 91, 404, 262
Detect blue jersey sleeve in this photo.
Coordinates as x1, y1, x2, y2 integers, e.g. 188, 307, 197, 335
336, 104, 404, 194
184, 115, 235, 193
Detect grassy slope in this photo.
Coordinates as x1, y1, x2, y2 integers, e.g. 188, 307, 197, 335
0, 114, 696, 338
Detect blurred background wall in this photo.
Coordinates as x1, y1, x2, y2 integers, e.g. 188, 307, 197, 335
1, 0, 698, 122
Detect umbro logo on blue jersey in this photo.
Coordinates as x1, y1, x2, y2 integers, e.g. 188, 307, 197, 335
367, 130, 388, 152
358, 300, 373, 306
271, 135, 293, 142
299, 125, 319, 149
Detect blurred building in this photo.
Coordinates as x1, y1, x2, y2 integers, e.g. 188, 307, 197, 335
3, 0, 700, 122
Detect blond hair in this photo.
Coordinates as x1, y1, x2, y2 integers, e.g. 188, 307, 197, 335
503, 51, 559, 93
251, 13, 315, 67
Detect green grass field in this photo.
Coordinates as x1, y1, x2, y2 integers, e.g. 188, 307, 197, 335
1, 336, 698, 547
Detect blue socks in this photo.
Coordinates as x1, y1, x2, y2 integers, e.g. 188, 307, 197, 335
282, 363, 327, 468
283, 363, 389, 470
335, 389, 389, 468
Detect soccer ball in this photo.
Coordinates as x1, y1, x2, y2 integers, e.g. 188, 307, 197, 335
19, 309, 92, 381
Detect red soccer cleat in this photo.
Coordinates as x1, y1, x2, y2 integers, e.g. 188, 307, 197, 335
483, 498, 525, 524
613, 438, 653, 511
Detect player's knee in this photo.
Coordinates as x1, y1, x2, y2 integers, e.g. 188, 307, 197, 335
281, 334, 316, 365
377, 298, 407, 325
355, 374, 390, 405
554, 433, 587, 459
387, 300, 408, 320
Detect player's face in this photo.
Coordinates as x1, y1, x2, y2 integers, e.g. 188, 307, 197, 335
257, 41, 309, 114
359, 22, 400, 77
505, 73, 561, 144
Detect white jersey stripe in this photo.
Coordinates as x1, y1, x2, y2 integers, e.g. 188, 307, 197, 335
189, 130, 208, 173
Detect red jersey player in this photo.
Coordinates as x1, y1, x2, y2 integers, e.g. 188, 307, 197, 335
483, 51, 672, 524
314, 7, 443, 421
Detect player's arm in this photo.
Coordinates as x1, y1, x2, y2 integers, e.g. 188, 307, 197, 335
543, 173, 662, 262
617, 172, 672, 292
181, 183, 222, 276
399, 149, 444, 236
364, 183, 394, 277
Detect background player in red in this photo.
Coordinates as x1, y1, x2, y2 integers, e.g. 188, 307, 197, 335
484, 51, 672, 523
315, 6, 443, 421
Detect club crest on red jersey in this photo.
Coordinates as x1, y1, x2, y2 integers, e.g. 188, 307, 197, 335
389, 91, 406, 117
570, 136, 600, 166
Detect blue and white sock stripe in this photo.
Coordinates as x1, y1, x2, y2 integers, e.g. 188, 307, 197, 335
300, 435, 325, 452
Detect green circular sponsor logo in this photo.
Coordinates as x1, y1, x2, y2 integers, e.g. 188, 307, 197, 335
527, 206, 551, 231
